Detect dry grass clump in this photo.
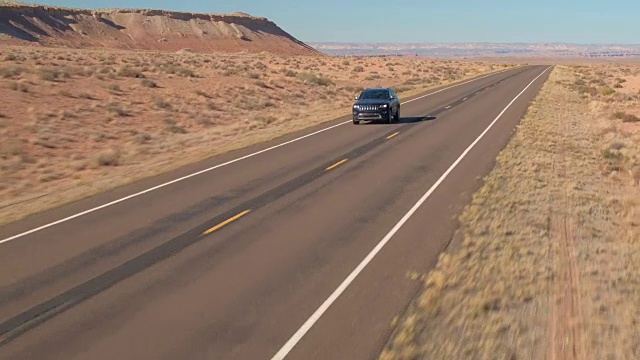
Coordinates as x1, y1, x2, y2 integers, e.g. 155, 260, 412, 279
106, 102, 130, 117
296, 72, 334, 86
94, 148, 120, 166
116, 66, 145, 78
612, 111, 640, 123
0, 65, 26, 79
37, 67, 71, 81
7, 81, 28, 92
140, 78, 157, 88
160, 64, 198, 77
0, 45, 508, 225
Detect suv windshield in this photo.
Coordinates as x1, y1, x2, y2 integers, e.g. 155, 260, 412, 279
359, 89, 389, 100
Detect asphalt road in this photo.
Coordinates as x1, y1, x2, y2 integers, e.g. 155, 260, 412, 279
0, 64, 551, 360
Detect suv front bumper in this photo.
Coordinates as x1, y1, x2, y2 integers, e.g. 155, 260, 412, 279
354, 112, 384, 121
353, 109, 389, 122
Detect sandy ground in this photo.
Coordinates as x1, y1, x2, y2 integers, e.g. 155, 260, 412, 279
0, 46, 510, 225
380, 64, 640, 359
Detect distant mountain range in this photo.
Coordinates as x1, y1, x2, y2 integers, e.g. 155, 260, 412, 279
308, 42, 640, 58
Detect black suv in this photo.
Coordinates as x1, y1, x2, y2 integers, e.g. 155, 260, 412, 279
352, 87, 400, 124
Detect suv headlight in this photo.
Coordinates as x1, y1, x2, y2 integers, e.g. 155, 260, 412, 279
379, 104, 388, 109
353, 105, 360, 110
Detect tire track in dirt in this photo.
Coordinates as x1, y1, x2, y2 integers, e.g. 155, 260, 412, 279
548, 113, 587, 360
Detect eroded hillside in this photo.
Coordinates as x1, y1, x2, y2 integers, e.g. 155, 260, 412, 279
0, 3, 319, 55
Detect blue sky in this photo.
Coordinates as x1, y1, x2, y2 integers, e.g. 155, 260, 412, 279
29, 1, 640, 44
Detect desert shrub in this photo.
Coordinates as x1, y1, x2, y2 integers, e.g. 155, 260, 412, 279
166, 124, 187, 133
153, 97, 172, 110
353, 66, 364, 73
164, 118, 187, 133
207, 102, 222, 111
11, 81, 29, 92
599, 86, 616, 96
222, 68, 238, 76
610, 142, 625, 150
37, 67, 70, 81
283, 69, 297, 77
198, 117, 214, 126
297, 72, 334, 86
195, 90, 211, 98
106, 102, 130, 117
576, 85, 597, 96
59, 110, 76, 120
0, 66, 26, 79
602, 148, 625, 173
261, 116, 277, 125
613, 111, 626, 119
0, 138, 24, 158
98, 66, 116, 75
163, 65, 197, 77
117, 66, 145, 78
141, 79, 157, 88
81, 66, 96, 77
622, 113, 640, 123
132, 132, 152, 144
95, 148, 120, 166
238, 97, 276, 111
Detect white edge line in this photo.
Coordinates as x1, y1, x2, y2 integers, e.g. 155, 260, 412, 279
0, 66, 518, 246
270, 66, 551, 360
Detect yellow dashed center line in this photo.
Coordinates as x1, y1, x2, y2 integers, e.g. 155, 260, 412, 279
202, 209, 251, 235
445, 105, 452, 109
325, 158, 348, 171
386, 132, 400, 140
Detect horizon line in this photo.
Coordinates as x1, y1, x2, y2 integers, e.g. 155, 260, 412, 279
306, 41, 640, 46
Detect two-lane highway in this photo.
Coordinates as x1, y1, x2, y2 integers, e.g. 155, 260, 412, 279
0, 65, 551, 360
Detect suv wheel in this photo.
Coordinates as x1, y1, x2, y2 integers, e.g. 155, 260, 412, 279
387, 110, 393, 124
395, 107, 400, 122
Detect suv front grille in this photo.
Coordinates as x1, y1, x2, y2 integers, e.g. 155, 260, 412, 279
360, 105, 378, 111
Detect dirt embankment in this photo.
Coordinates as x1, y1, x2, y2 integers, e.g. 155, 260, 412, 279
0, 3, 319, 56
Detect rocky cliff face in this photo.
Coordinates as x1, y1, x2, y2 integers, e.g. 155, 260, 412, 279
0, 4, 320, 55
